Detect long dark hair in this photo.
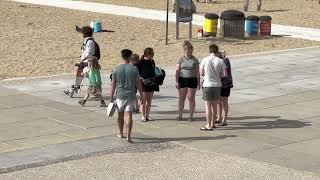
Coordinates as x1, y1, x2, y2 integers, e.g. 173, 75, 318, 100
141, 47, 154, 60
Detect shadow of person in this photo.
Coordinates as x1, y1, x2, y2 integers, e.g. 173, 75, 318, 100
229, 116, 280, 121
133, 134, 237, 144
221, 118, 311, 130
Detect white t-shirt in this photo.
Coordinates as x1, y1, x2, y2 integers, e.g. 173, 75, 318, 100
200, 54, 226, 87
81, 37, 96, 62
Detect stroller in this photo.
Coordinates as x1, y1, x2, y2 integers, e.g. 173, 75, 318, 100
64, 62, 87, 98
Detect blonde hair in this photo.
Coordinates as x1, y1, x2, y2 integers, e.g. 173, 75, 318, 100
221, 50, 227, 58
87, 55, 101, 70
131, 54, 140, 64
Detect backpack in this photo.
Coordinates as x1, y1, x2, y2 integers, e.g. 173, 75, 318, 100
155, 67, 166, 86
85, 38, 101, 60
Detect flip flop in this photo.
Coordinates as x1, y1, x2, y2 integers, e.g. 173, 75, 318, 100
147, 117, 154, 121
200, 127, 213, 131
219, 123, 228, 127
117, 134, 126, 138
141, 117, 148, 122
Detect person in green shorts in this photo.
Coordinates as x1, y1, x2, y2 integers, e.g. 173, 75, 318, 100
78, 56, 106, 107
199, 44, 227, 131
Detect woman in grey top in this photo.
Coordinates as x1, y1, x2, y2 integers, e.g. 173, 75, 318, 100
175, 41, 200, 121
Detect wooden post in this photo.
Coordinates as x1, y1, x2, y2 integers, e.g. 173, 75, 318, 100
189, 20, 192, 40
165, 0, 169, 45
176, 0, 180, 40
244, 0, 249, 12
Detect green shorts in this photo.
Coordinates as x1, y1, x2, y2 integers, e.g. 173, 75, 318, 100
202, 87, 221, 101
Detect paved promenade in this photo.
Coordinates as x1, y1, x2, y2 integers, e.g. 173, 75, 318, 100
10, 0, 320, 41
1, 47, 320, 179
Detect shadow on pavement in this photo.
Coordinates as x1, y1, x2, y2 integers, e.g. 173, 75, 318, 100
134, 135, 237, 144
222, 118, 311, 130
229, 116, 281, 121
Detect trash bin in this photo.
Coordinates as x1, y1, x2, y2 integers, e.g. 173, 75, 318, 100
259, 16, 272, 36
93, 21, 102, 32
245, 15, 259, 37
220, 10, 245, 39
203, 13, 219, 37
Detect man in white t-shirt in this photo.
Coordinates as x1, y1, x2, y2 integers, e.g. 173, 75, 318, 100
199, 44, 227, 131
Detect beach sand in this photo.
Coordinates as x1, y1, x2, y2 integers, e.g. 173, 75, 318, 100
88, 0, 320, 28
1, 1, 320, 80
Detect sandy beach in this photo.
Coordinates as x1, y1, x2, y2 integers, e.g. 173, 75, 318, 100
1, 0, 320, 80
88, 0, 320, 28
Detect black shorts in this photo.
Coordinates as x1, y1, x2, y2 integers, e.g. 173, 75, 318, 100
221, 88, 231, 97
179, 77, 198, 89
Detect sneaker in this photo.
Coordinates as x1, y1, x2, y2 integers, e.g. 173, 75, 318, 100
99, 101, 107, 107
64, 90, 70, 96
78, 100, 85, 106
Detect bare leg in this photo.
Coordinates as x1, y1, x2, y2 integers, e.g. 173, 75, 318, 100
217, 98, 223, 122
141, 92, 147, 120
146, 92, 154, 119
125, 111, 133, 143
187, 88, 197, 120
83, 93, 90, 101
222, 97, 229, 124
78, 93, 89, 106
178, 88, 188, 120
244, 0, 249, 12
204, 101, 213, 128
257, 0, 262, 11
117, 112, 125, 138
211, 100, 219, 127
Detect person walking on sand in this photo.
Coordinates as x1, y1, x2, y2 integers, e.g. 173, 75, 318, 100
217, 51, 233, 126
78, 56, 106, 107
175, 41, 200, 121
110, 49, 144, 143
137, 48, 159, 122
200, 44, 227, 131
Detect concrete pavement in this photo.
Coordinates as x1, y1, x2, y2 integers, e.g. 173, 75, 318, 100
1, 47, 320, 178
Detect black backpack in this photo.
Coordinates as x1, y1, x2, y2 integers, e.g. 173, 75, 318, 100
85, 38, 101, 60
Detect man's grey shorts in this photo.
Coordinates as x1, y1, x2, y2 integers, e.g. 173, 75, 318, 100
202, 87, 221, 101
116, 99, 136, 112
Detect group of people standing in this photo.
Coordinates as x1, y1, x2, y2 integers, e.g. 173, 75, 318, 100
66, 26, 233, 142
175, 41, 233, 131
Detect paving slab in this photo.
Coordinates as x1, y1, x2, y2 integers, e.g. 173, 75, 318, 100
1, 47, 320, 176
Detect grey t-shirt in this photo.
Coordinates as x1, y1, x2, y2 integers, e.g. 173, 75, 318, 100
112, 64, 140, 100
177, 56, 199, 78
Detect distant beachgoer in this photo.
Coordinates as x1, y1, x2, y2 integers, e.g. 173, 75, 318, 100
110, 49, 144, 143
64, 26, 100, 97
175, 41, 200, 121
217, 51, 233, 126
131, 54, 141, 113
199, 44, 227, 131
78, 56, 106, 107
137, 48, 159, 122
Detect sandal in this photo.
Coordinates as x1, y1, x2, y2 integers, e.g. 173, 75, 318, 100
147, 117, 154, 121
219, 122, 228, 127
176, 116, 183, 121
200, 127, 213, 131
141, 117, 148, 122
